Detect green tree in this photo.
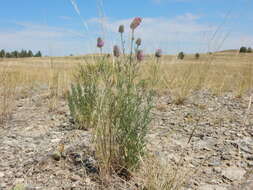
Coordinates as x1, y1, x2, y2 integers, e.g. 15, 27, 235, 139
247, 47, 252, 53
5, 52, 11, 58
239, 46, 247, 53
178, 52, 185, 60
19, 49, 26, 57
195, 53, 200, 59
0, 49, 5, 58
34, 51, 42, 57
28, 50, 33, 57
11, 51, 18, 58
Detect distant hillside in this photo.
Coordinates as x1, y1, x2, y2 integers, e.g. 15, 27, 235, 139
215, 49, 238, 53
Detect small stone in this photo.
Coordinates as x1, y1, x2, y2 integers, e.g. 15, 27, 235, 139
0, 172, 4, 178
51, 152, 61, 161
246, 156, 253, 161
247, 161, 253, 167
198, 184, 227, 190
15, 171, 23, 178
213, 167, 222, 173
222, 167, 246, 181
25, 185, 42, 190
70, 174, 82, 182
51, 138, 61, 143
15, 178, 25, 184
208, 157, 221, 167
1, 182, 7, 188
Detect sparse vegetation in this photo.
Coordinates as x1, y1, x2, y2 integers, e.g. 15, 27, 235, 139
178, 51, 185, 60
68, 18, 156, 178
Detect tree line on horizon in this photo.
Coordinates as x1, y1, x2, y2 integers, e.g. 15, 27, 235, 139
239, 46, 252, 53
0, 49, 42, 58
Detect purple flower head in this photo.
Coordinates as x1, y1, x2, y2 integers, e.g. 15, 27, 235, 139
130, 17, 142, 30
135, 38, 142, 47
97, 37, 104, 48
113, 45, 120, 57
118, 25, 124, 33
136, 50, 144, 61
155, 49, 162, 58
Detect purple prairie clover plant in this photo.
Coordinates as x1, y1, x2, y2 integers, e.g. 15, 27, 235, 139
97, 37, 104, 48
113, 45, 120, 57
130, 17, 142, 65
155, 49, 162, 58
136, 50, 144, 61
130, 17, 142, 30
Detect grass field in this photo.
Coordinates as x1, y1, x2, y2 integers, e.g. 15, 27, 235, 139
1, 51, 253, 125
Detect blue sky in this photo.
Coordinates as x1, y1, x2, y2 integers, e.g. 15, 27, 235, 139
0, 0, 252, 56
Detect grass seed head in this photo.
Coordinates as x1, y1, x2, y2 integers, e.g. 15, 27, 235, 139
118, 25, 125, 33
113, 45, 120, 57
136, 38, 142, 47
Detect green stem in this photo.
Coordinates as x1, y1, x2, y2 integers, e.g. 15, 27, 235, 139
129, 29, 135, 66
120, 33, 125, 56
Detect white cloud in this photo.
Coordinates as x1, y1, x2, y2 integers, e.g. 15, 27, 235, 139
87, 15, 216, 53
0, 22, 92, 56
88, 15, 253, 53
0, 14, 252, 56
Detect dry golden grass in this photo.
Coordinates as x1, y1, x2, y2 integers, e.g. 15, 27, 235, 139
1, 52, 253, 189
1, 52, 253, 123
142, 52, 253, 100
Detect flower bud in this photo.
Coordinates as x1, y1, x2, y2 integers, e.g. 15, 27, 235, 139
118, 25, 124, 33
135, 38, 142, 47
113, 45, 120, 57
97, 37, 104, 48
155, 49, 162, 58
130, 17, 142, 30
136, 50, 144, 61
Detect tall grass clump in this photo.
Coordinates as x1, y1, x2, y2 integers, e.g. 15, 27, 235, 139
68, 17, 157, 177
0, 67, 19, 125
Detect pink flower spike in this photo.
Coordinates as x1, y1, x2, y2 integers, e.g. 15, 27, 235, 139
97, 37, 104, 48
136, 50, 144, 61
130, 17, 142, 30
113, 45, 120, 57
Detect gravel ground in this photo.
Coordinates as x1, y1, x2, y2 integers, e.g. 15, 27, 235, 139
0, 89, 253, 190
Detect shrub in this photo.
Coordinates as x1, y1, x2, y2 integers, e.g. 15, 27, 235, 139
247, 47, 252, 53
239, 46, 247, 53
178, 52, 185, 60
195, 53, 200, 59
68, 57, 154, 175
68, 17, 156, 177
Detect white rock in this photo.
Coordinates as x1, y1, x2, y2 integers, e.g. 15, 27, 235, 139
222, 167, 246, 181
0, 172, 4, 178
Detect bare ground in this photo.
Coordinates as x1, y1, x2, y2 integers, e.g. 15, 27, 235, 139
0, 88, 253, 190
